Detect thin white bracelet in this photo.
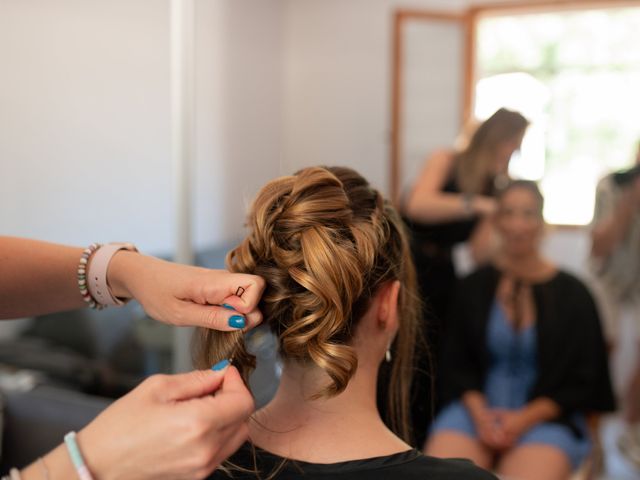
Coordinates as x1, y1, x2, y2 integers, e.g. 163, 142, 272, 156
64, 432, 94, 480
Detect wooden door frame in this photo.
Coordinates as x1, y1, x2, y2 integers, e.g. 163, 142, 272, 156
390, 0, 640, 205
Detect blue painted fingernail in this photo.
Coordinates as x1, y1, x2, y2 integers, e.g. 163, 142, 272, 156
212, 359, 230, 371
222, 303, 236, 310
228, 315, 245, 329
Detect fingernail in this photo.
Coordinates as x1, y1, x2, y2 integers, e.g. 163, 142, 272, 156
228, 315, 245, 329
222, 303, 236, 310
212, 359, 230, 371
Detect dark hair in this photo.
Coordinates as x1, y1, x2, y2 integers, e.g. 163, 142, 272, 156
498, 179, 544, 217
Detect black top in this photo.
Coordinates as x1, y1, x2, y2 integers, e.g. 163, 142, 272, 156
440, 265, 616, 433
209, 443, 497, 479
398, 176, 492, 445
403, 176, 481, 248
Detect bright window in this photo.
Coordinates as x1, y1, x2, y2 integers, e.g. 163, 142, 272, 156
474, 7, 640, 225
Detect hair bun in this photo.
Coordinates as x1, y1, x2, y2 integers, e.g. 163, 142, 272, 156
196, 166, 419, 424
272, 168, 352, 235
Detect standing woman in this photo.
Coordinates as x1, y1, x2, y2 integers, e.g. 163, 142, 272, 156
398, 108, 529, 446
404, 107, 529, 329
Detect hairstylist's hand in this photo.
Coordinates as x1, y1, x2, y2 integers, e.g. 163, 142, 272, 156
77, 366, 254, 480
107, 252, 265, 331
473, 196, 498, 217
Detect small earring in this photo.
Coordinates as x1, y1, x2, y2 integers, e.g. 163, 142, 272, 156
385, 348, 392, 363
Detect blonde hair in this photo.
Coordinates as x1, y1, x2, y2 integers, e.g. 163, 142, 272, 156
455, 108, 529, 194
193, 166, 421, 442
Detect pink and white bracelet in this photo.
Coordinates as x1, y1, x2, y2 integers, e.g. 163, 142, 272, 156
78, 242, 138, 309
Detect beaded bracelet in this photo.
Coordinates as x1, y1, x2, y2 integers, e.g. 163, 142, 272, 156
64, 432, 94, 480
1, 458, 50, 479
77, 243, 103, 310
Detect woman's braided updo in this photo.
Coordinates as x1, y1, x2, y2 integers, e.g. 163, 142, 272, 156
194, 166, 420, 441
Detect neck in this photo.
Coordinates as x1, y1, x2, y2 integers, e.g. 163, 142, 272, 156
497, 251, 554, 281
248, 359, 410, 462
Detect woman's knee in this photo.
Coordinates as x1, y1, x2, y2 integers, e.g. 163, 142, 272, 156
497, 444, 572, 480
425, 431, 492, 469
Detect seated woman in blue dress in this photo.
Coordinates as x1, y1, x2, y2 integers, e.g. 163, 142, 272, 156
425, 180, 615, 480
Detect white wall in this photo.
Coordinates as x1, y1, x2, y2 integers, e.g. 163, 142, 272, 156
196, 0, 284, 249
0, 0, 173, 252
402, 19, 465, 194
281, 0, 468, 196
0, 0, 283, 255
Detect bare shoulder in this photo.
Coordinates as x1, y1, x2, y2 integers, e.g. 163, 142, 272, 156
427, 149, 455, 167
415, 148, 455, 184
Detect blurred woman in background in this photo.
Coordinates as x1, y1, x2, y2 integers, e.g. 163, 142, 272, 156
404, 108, 529, 320
400, 108, 529, 445
425, 181, 615, 480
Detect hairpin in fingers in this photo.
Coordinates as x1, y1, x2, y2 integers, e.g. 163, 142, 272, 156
235, 286, 246, 298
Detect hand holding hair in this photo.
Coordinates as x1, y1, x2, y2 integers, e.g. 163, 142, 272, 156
0, 236, 265, 331
107, 251, 265, 331
19, 365, 254, 480
0, 237, 264, 478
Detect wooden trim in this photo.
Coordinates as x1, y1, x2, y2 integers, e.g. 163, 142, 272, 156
396, 9, 465, 22
462, 12, 476, 125
470, 0, 640, 17
545, 223, 588, 232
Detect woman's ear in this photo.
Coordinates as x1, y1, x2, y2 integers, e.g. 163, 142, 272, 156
377, 280, 401, 333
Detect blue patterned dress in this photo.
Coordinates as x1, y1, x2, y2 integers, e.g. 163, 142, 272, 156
431, 301, 590, 468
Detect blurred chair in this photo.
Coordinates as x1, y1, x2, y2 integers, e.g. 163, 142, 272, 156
0, 384, 111, 472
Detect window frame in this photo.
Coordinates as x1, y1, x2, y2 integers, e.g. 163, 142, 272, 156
390, 0, 640, 227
